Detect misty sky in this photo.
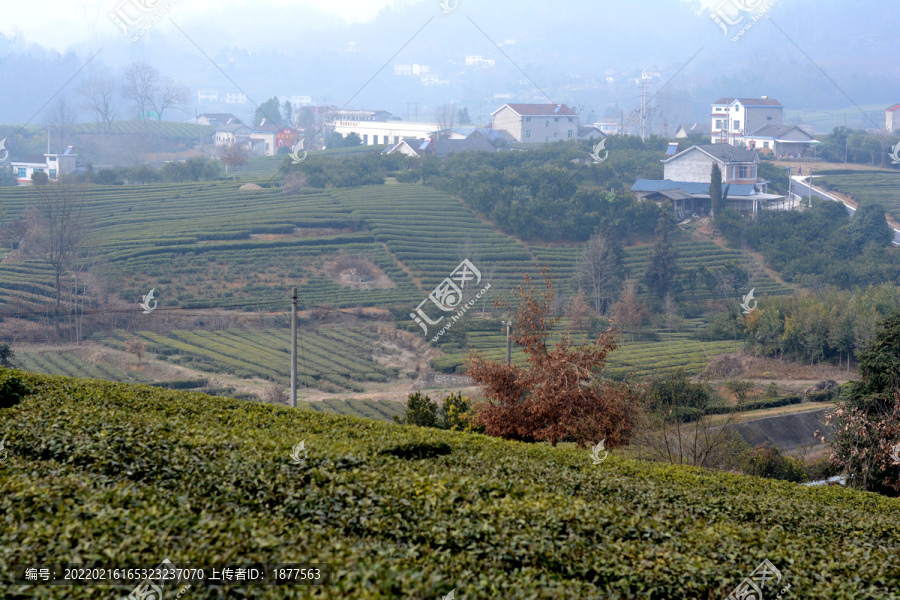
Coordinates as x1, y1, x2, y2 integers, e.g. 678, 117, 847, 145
1, 0, 897, 131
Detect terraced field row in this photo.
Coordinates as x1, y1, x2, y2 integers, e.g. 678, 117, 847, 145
100, 326, 399, 393
429, 316, 737, 379
330, 185, 540, 292
816, 170, 900, 222
15, 351, 151, 383
307, 397, 406, 423
530, 241, 791, 300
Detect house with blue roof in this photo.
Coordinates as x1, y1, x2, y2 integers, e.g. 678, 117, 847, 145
631, 143, 786, 218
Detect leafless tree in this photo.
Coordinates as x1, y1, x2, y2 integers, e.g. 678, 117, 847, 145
433, 104, 457, 138
122, 62, 160, 122
21, 181, 90, 334
77, 78, 117, 133
576, 229, 624, 314
154, 77, 191, 122
42, 95, 80, 152
219, 144, 248, 180
283, 171, 308, 195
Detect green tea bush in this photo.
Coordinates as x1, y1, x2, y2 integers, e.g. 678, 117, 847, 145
1, 368, 900, 598
744, 443, 807, 483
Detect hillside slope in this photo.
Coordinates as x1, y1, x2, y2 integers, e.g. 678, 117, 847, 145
2, 370, 899, 599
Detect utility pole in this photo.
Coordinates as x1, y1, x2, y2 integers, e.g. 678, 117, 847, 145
787, 166, 792, 210
291, 287, 297, 408
639, 78, 648, 141
503, 321, 512, 365
808, 166, 813, 208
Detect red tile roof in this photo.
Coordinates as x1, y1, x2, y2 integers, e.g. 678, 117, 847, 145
501, 103, 577, 116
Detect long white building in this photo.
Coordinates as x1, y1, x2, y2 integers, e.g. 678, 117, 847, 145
331, 120, 440, 146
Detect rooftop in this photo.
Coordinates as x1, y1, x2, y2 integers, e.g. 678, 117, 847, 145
495, 103, 577, 117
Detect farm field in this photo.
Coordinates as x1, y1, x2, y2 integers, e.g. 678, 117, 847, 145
815, 169, 900, 222
2, 368, 898, 599
1, 179, 793, 389
0, 181, 788, 313
530, 240, 791, 301
429, 317, 741, 379
96, 325, 404, 393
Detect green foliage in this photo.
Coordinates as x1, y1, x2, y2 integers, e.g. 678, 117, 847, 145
744, 443, 807, 483
816, 169, 900, 223
440, 392, 483, 433
1, 370, 900, 598
0, 368, 31, 408
847, 203, 894, 249
709, 162, 723, 217
644, 212, 679, 301
393, 391, 440, 427
744, 200, 900, 288
0, 343, 13, 367
704, 395, 801, 414
725, 379, 754, 403
645, 369, 713, 420
431, 138, 663, 241
757, 160, 790, 193
254, 96, 284, 127
713, 207, 745, 246
738, 285, 900, 365
393, 392, 482, 433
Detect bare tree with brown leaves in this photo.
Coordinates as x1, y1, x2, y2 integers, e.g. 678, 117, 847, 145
220, 144, 248, 180
467, 270, 640, 448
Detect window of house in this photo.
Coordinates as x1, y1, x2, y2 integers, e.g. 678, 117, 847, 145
526, 117, 531, 122
545, 121, 549, 127
751, 166, 757, 178
362, 135, 367, 144
567, 130, 573, 138
734, 105, 740, 111
17, 167, 25, 178
738, 165, 748, 178
734, 121, 740, 130
763, 141, 769, 149
715, 120, 723, 129
767, 116, 773, 120
525, 130, 531, 139
49, 169, 56, 178
554, 132, 558, 138
545, 137, 549, 142
554, 117, 559, 122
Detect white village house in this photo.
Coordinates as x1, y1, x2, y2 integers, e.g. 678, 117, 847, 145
631, 143, 785, 218
491, 103, 579, 143
10, 147, 78, 185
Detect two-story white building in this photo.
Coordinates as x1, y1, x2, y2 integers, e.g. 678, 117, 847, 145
491, 103, 579, 144
711, 97, 783, 146
11, 147, 78, 185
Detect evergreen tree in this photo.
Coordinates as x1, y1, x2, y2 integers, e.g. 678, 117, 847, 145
644, 212, 679, 301
709, 162, 723, 218
254, 97, 283, 127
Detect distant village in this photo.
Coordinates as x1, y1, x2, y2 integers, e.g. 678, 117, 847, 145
7, 93, 900, 221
